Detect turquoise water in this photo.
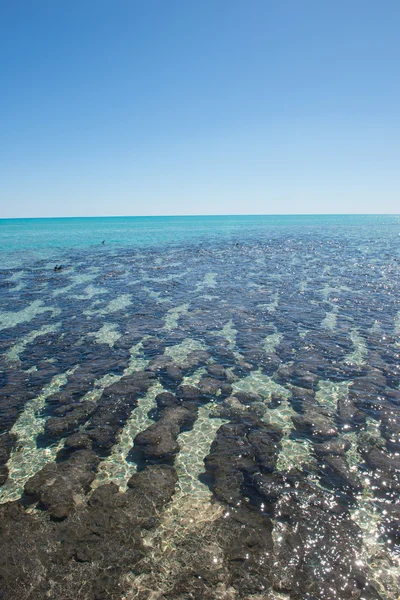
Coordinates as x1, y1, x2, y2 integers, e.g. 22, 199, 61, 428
1, 213, 399, 260
1, 214, 400, 599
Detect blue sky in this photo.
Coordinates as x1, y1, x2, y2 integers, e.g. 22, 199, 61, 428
1, 1, 399, 217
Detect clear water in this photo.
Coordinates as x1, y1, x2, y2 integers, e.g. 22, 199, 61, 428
1, 214, 400, 599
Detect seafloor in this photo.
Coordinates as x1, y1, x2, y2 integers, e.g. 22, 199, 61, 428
0, 230, 399, 599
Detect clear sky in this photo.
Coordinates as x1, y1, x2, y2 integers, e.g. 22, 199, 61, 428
1, 0, 399, 217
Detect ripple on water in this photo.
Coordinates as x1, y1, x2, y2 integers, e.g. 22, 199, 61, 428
344, 328, 368, 366
89, 322, 121, 347
4, 322, 61, 365
0, 369, 76, 502
93, 382, 165, 490
162, 303, 190, 330
0, 299, 60, 330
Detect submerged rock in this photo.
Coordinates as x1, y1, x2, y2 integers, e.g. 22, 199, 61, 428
135, 405, 196, 460
319, 455, 362, 493
204, 417, 283, 505
0, 464, 178, 599
0, 432, 17, 485
313, 437, 351, 456
24, 449, 99, 519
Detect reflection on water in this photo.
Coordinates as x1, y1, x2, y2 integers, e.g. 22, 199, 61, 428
1, 216, 400, 598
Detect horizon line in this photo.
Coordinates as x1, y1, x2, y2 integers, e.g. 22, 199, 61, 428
1, 212, 399, 220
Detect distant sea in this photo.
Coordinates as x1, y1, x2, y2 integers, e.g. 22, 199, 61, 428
1, 214, 399, 267
0, 214, 399, 599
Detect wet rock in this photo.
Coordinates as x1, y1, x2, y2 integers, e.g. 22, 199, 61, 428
248, 425, 283, 472
134, 405, 197, 460
319, 455, 362, 492
221, 506, 274, 594
142, 503, 274, 600
44, 401, 95, 438
0, 373, 37, 435
85, 371, 155, 452
233, 358, 254, 375
222, 396, 267, 419
87, 426, 117, 451
380, 407, 400, 452
141, 336, 166, 356
165, 363, 183, 382
271, 479, 365, 599
292, 411, 338, 440
274, 362, 292, 384
376, 501, 400, 547
0, 432, 17, 485
219, 382, 233, 397
205, 423, 253, 505
127, 463, 178, 507
251, 471, 290, 504
360, 445, 400, 497
211, 395, 265, 419
212, 347, 237, 368
181, 349, 210, 370
206, 364, 227, 379
64, 432, 93, 450
384, 386, 400, 406
176, 384, 204, 401
313, 437, 351, 457
205, 418, 282, 505
146, 355, 173, 373
232, 390, 262, 405
155, 391, 179, 409
337, 395, 366, 429
261, 352, 281, 376
197, 376, 222, 396
24, 449, 99, 519
289, 364, 319, 389
0, 464, 8, 485
349, 373, 387, 412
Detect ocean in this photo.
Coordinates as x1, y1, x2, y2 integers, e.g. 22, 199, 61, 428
0, 214, 399, 600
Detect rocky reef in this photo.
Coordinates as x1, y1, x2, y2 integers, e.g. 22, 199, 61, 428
1, 234, 400, 599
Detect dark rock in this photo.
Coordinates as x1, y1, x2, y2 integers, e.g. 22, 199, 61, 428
337, 396, 366, 428
127, 463, 178, 506
232, 390, 262, 405
64, 432, 93, 450
204, 418, 282, 505
271, 479, 364, 599
313, 437, 351, 457
376, 501, 400, 547
0, 464, 8, 485
206, 364, 227, 379
219, 382, 233, 397
24, 449, 100, 519
0, 432, 17, 485
176, 384, 204, 401
212, 396, 266, 419
197, 376, 221, 396
319, 455, 362, 492
44, 401, 95, 438
155, 391, 179, 409
85, 371, 155, 452
380, 408, 400, 452
165, 363, 183, 382
360, 446, 400, 496
292, 412, 338, 440
134, 406, 197, 460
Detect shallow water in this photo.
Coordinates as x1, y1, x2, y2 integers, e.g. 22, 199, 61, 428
0, 215, 400, 599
